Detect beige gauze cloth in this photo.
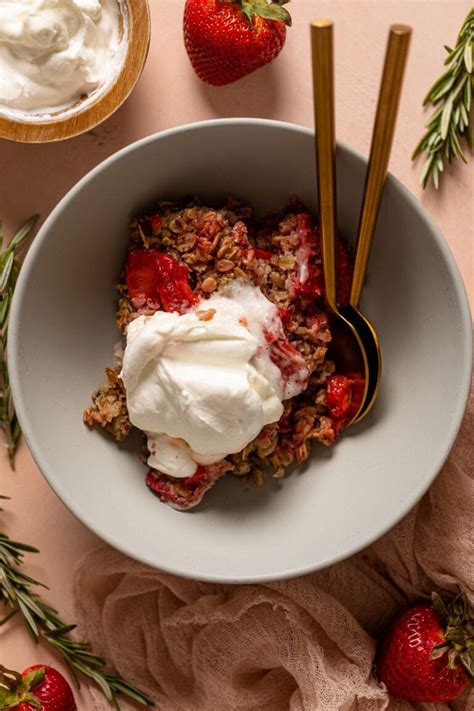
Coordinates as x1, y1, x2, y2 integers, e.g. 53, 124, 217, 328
73, 381, 473, 711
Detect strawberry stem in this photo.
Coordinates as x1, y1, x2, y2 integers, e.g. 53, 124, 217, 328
22, 667, 45, 691
0, 666, 42, 710
227, 0, 292, 27
430, 592, 474, 677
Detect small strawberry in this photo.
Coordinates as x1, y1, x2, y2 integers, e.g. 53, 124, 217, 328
376, 592, 474, 702
0, 665, 76, 710
183, 0, 292, 86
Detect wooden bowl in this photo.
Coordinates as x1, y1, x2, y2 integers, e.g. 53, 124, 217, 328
0, 0, 150, 143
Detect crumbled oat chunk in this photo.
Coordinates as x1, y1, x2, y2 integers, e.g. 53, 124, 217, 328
196, 308, 216, 321
83, 366, 132, 441
201, 276, 217, 293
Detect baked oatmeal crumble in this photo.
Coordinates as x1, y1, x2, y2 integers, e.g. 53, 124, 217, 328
84, 198, 360, 508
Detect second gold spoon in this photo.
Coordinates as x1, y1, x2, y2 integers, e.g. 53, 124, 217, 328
311, 20, 411, 424
311, 19, 368, 422
343, 24, 411, 422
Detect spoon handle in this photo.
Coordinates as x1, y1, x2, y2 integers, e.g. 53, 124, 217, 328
311, 20, 338, 311
350, 24, 412, 308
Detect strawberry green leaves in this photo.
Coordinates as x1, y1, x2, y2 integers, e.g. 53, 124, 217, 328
243, 0, 292, 28
0, 666, 43, 709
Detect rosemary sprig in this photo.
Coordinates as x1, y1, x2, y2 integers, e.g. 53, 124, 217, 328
412, 8, 473, 189
0, 216, 38, 468
0, 497, 154, 709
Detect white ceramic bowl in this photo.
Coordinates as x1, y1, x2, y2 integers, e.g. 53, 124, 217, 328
10, 119, 472, 583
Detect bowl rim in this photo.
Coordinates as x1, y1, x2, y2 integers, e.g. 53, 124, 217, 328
9, 118, 473, 582
0, 0, 151, 144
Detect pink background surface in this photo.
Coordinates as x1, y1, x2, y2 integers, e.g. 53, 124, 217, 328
1, 1, 472, 708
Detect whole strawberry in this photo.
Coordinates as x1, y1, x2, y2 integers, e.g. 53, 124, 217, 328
376, 593, 473, 702
0, 665, 77, 710
183, 0, 292, 86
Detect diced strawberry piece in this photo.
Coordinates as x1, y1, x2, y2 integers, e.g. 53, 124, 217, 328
293, 213, 324, 299
270, 337, 304, 371
151, 214, 163, 231
254, 248, 274, 260
294, 263, 325, 299
126, 249, 197, 314
155, 253, 198, 314
277, 305, 294, 326
326, 372, 365, 432
263, 327, 277, 345
126, 249, 161, 308
349, 372, 365, 411
291, 212, 353, 307
331, 418, 345, 438
268, 335, 310, 397
181, 465, 209, 491
326, 375, 353, 419
297, 213, 319, 251
146, 462, 230, 510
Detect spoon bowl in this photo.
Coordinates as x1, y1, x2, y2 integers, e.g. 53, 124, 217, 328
325, 313, 369, 419
338, 305, 380, 421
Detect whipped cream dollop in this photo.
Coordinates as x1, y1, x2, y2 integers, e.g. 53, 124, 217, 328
0, 0, 126, 118
121, 282, 290, 479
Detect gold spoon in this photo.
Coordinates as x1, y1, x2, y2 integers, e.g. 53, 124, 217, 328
343, 24, 411, 422
310, 20, 411, 424
311, 19, 368, 423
